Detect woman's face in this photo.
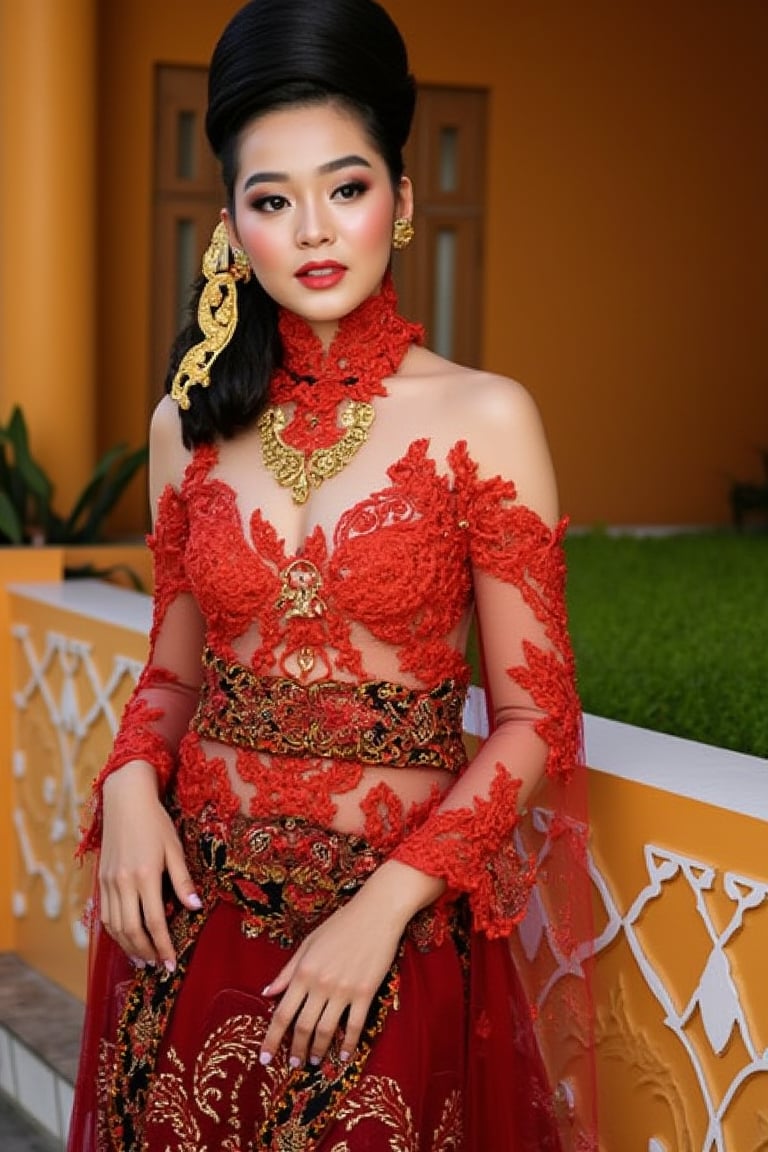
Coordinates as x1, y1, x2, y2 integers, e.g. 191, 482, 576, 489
223, 102, 412, 347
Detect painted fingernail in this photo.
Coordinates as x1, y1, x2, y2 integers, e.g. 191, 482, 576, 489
130, 957, 146, 969
289, 1056, 301, 1070
309, 1055, 321, 1066
340, 1050, 350, 1063
164, 959, 176, 973
187, 893, 202, 910
259, 1051, 273, 1066
261, 983, 272, 995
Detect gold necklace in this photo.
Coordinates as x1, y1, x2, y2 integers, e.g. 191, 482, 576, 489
257, 400, 375, 505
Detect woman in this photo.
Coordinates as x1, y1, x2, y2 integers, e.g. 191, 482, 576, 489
69, 1, 596, 1148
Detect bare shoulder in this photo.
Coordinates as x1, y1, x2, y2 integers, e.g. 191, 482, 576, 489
406, 346, 545, 440
462, 368, 543, 435
405, 349, 559, 523
148, 396, 192, 512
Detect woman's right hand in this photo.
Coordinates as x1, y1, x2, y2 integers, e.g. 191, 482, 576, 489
98, 760, 201, 970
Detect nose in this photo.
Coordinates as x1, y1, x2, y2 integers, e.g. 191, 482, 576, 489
295, 198, 333, 248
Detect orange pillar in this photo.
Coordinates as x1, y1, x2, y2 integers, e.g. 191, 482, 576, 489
0, 0, 97, 517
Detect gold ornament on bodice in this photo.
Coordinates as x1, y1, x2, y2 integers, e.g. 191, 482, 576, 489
257, 400, 375, 505
258, 272, 423, 506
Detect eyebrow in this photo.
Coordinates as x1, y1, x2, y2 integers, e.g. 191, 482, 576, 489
243, 154, 372, 191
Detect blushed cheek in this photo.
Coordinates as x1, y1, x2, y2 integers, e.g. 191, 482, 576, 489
242, 231, 283, 274
349, 197, 394, 249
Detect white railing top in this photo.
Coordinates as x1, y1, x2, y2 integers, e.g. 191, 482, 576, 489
584, 713, 767, 822
466, 689, 767, 824
8, 579, 152, 634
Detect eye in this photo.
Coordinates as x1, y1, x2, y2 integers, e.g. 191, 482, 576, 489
252, 194, 290, 213
332, 181, 367, 202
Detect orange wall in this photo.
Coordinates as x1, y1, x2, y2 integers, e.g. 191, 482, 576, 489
98, 0, 768, 528
96, 0, 241, 533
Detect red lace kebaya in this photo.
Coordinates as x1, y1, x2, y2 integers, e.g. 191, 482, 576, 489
73, 277, 596, 1152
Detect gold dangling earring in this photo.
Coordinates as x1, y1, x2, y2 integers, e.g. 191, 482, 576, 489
231, 242, 251, 281
170, 221, 252, 410
392, 217, 415, 250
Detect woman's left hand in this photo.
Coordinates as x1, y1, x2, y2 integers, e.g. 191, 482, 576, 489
259, 860, 444, 1068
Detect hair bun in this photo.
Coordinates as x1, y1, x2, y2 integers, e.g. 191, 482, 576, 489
206, 0, 415, 159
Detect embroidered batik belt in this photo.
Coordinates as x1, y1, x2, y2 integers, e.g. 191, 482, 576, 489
192, 645, 469, 774
181, 809, 461, 951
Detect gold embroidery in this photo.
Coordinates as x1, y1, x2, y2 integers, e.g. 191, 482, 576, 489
108, 814, 463, 1150
335, 1076, 463, 1152
274, 1119, 311, 1150
96, 1040, 115, 1150
143, 1018, 264, 1150
124, 1000, 463, 1152
336, 1075, 417, 1152
192, 647, 468, 772
108, 904, 208, 1150
431, 1089, 464, 1150
143, 1064, 202, 1152
194, 1017, 261, 1122
132, 1002, 158, 1052
258, 400, 375, 504
276, 558, 326, 620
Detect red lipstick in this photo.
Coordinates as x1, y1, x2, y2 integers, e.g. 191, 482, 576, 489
295, 261, 347, 289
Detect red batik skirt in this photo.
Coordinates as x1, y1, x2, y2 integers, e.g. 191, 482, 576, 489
68, 808, 567, 1151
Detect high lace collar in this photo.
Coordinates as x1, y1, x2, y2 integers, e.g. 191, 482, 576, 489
270, 273, 423, 412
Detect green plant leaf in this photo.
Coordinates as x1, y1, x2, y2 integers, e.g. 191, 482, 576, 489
1, 404, 147, 549
0, 435, 17, 503
2, 407, 54, 540
0, 489, 23, 543
56, 443, 148, 544
7, 408, 53, 501
60, 443, 132, 537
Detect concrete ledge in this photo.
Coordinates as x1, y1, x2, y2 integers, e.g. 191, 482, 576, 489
8, 579, 151, 635
0, 954, 82, 1148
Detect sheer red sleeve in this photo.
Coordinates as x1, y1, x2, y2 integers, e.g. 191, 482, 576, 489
391, 459, 583, 939
77, 485, 205, 855
394, 449, 597, 1147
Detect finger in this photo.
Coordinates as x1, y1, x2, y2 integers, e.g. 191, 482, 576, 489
98, 860, 140, 941
99, 873, 130, 942
165, 838, 202, 912
288, 992, 330, 1068
98, 877, 115, 937
138, 884, 177, 971
307, 998, 347, 1066
339, 1001, 370, 1064
97, 914, 145, 971
110, 885, 158, 962
259, 985, 308, 1066
106, 864, 170, 965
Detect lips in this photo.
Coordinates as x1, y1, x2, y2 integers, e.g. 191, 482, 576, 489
295, 261, 347, 289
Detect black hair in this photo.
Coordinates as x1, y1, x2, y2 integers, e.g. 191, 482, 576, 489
165, 0, 416, 447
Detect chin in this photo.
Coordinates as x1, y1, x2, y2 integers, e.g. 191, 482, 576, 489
293, 286, 374, 322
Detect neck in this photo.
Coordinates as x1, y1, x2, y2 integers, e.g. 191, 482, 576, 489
272, 271, 423, 400
258, 275, 424, 504
301, 277, 388, 351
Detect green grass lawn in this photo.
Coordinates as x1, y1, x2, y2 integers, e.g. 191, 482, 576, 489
564, 531, 768, 759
